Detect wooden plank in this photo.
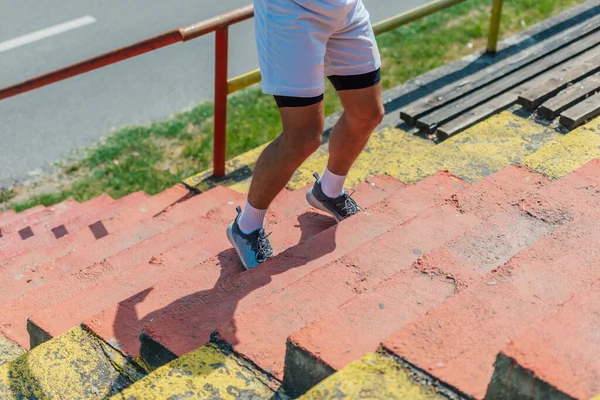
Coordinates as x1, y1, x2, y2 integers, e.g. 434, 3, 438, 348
538, 73, 600, 120
517, 48, 600, 110
399, 12, 600, 125
415, 29, 600, 132
435, 61, 564, 137
436, 92, 517, 138
559, 91, 600, 129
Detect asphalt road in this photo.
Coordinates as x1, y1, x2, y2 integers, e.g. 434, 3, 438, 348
0, 0, 429, 187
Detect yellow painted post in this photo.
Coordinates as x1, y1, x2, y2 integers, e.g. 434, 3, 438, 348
487, 0, 503, 53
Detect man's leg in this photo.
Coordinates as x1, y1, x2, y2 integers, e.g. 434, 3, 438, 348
247, 99, 325, 211
305, 72, 383, 221
227, 0, 341, 270
227, 99, 325, 270
324, 74, 384, 195
306, 0, 383, 219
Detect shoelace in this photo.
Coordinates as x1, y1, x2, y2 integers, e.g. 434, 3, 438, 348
336, 190, 360, 216
255, 231, 273, 263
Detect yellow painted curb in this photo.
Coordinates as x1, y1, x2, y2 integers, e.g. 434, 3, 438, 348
387, 112, 560, 183
288, 127, 434, 190
0, 327, 144, 399
523, 116, 600, 179
183, 111, 567, 195
111, 343, 280, 399
0, 335, 23, 368
299, 353, 446, 400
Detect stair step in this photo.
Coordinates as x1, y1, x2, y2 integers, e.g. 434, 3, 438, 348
109, 344, 280, 399
83, 174, 425, 366
523, 115, 600, 179
381, 204, 600, 399
576, 157, 600, 181
215, 202, 480, 382
0, 186, 236, 348
284, 165, 563, 395
298, 353, 448, 400
487, 278, 600, 400
0, 210, 17, 228
0, 199, 79, 237
0, 205, 46, 231
0, 191, 149, 266
2, 194, 113, 246
26, 190, 245, 348
0, 327, 144, 399
0, 197, 109, 252
126, 172, 466, 370
0, 186, 186, 286
277, 164, 553, 394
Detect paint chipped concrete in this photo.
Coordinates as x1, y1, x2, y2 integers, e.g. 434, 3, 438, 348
523, 116, 600, 179
387, 112, 560, 184
0, 336, 24, 368
0, 327, 145, 399
299, 353, 453, 400
111, 344, 284, 399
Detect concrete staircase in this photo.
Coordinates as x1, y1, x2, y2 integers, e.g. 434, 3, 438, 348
0, 110, 599, 399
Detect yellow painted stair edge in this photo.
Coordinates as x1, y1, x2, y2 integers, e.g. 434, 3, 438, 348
523, 115, 600, 179
184, 111, 568, 196
0, 335, 24, 369
0, 326, 145, 399
111, 343, 281, 400
299, 352, 447, 400
385, 111, 560, 184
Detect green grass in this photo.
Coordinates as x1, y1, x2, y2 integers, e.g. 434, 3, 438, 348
3, 0, 584, 211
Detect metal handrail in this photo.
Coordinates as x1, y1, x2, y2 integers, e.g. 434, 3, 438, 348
0, 0, 503, 177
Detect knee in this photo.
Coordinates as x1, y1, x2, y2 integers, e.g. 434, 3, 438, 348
282, 128, 323, 160
347, 102, 384, 130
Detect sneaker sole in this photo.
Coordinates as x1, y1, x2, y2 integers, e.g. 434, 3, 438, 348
306, 187, 343, 223
226, 223, 251, 271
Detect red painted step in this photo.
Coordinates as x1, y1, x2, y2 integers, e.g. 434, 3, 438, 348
0, 191, 150, 265
0, 186, 236, 348
3, 195, 113, 243
0, 184, 188, 270
0, 209, 17, 225
487, 277, 600, 400
449, 164, 550, 218
0, 205, 46, 230
382, 204, 600, 400
576, 158, 600, 182
283, 198, 566, 394
83, 175, 423, 361
0, 187, 228, 305
25, 179, 361, 348
211, 165, 553, 386
0, 199, 79, 236
23, 193, 245, 348
97, 172, 467, 367
213, 202, 481, 380
0, 210, 16, 238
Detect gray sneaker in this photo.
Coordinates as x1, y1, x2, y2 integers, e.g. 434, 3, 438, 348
226, 206, 273, 270
306, 172, 360, 222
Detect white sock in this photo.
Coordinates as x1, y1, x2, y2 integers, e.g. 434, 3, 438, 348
320, 167, 346, 198
238, 200, 267, 234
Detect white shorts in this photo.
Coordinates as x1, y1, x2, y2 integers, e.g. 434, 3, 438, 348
254, 0, 382, 98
